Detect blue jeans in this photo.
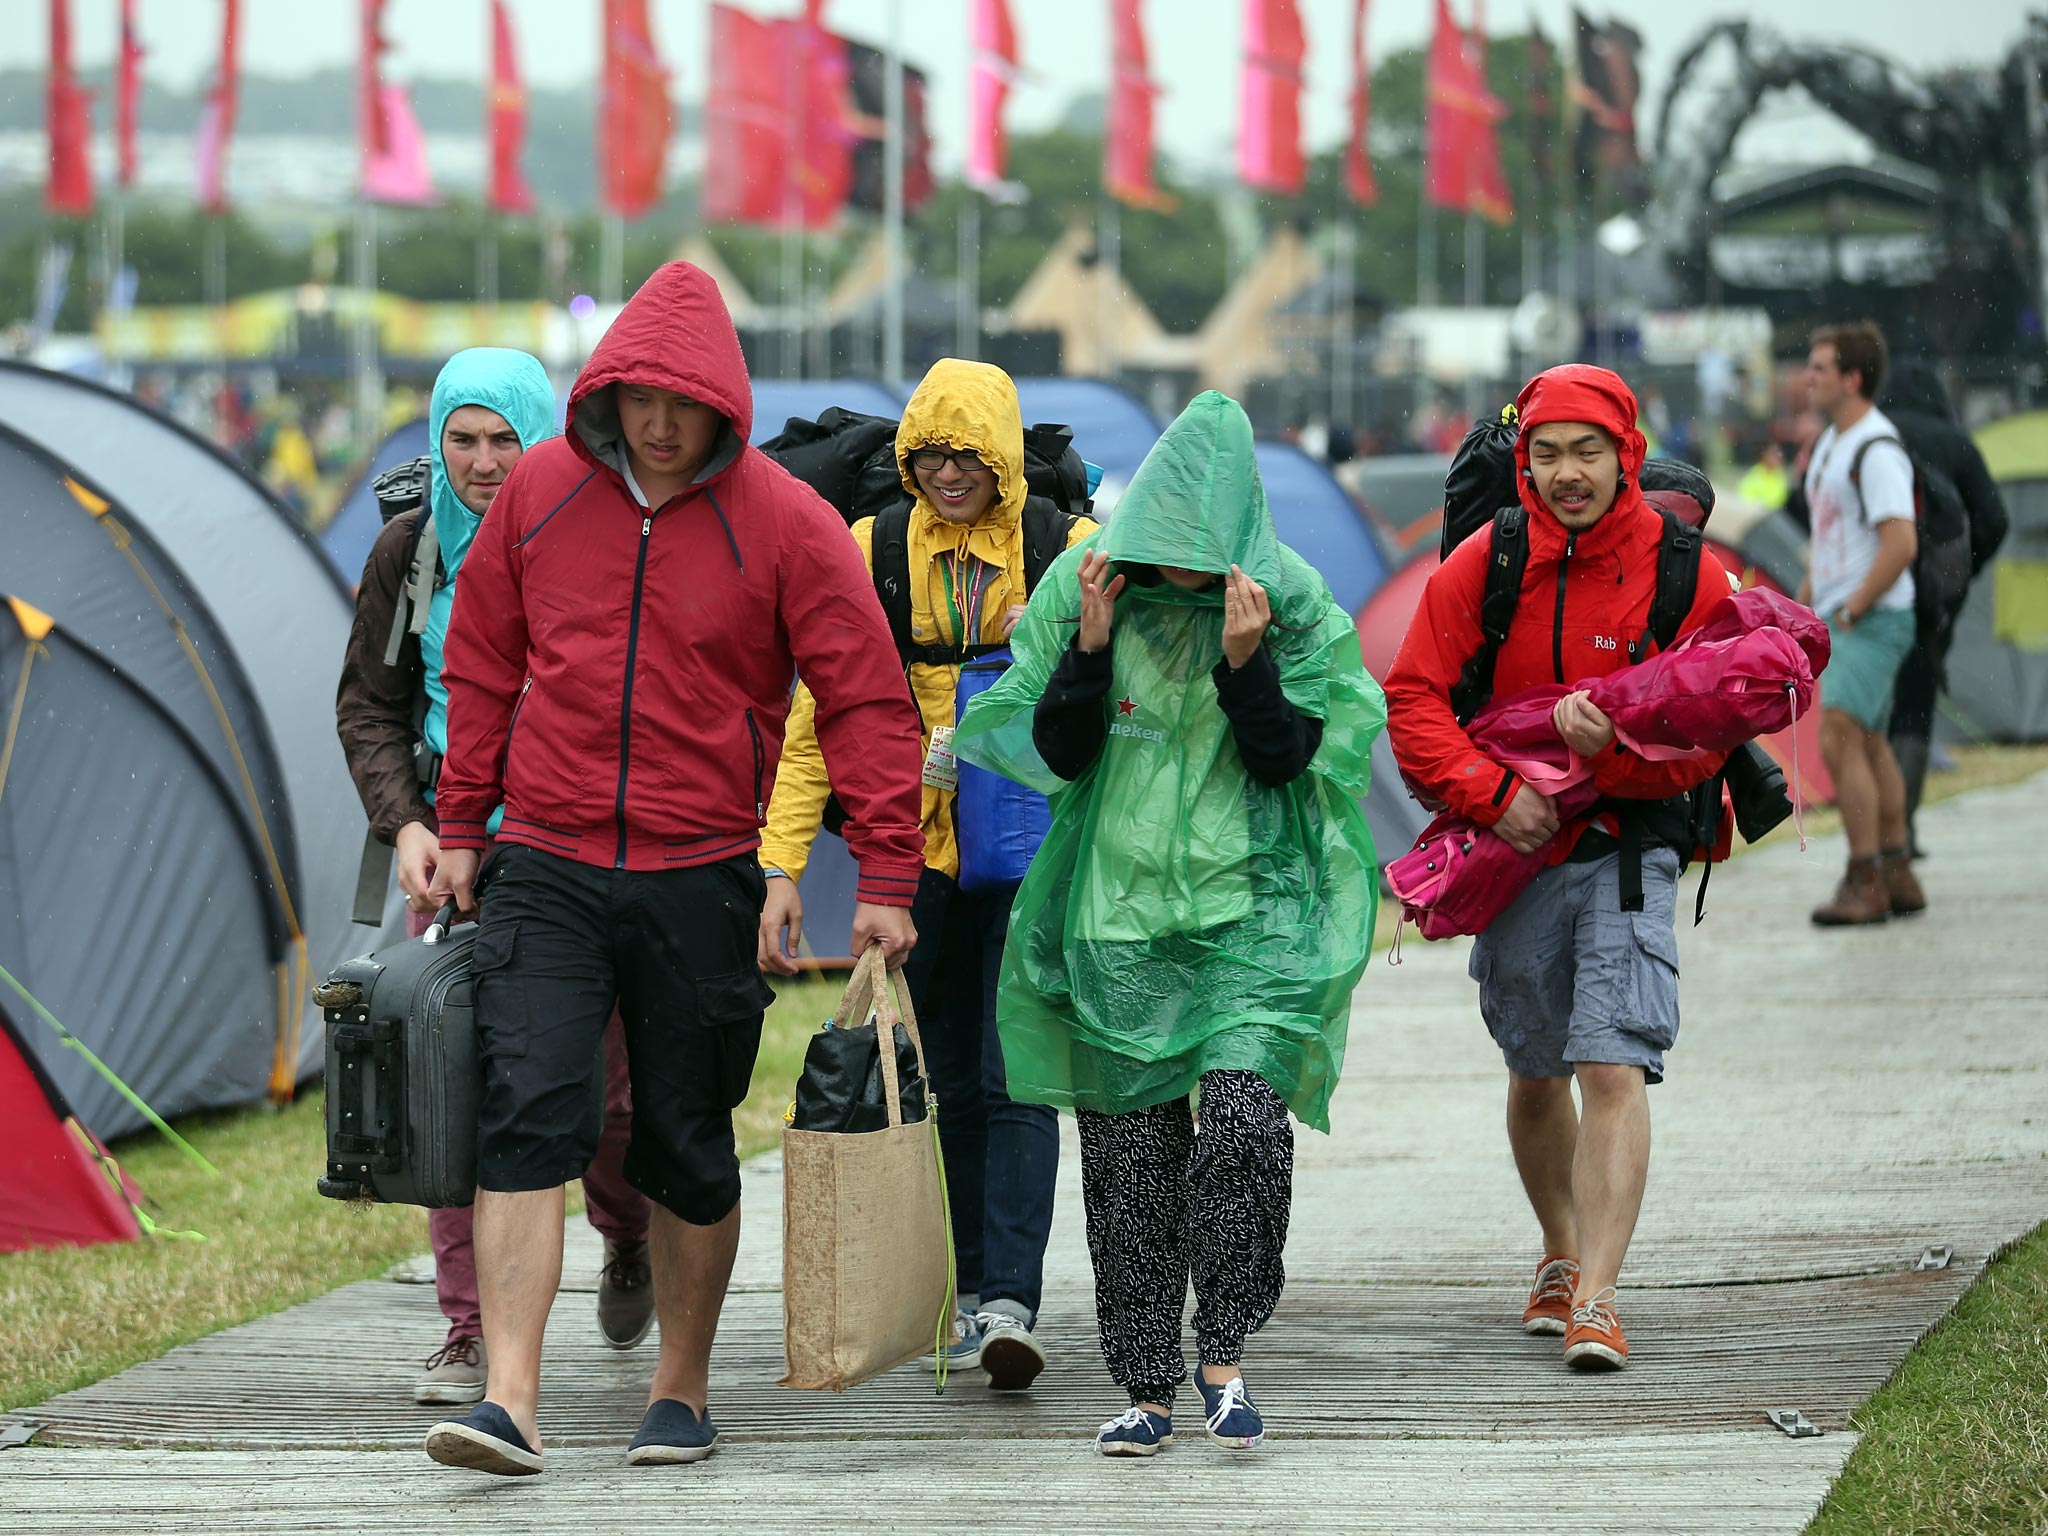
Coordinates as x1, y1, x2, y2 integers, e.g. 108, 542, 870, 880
904, 868, 1059, 1324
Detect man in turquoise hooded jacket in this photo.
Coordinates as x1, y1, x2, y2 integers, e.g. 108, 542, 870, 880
336, 348, 653, 1406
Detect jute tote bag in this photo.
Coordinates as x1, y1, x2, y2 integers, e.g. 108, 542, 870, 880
780, 945, 955, 1390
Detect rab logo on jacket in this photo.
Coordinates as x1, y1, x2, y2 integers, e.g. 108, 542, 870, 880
1109, 695, 1166, 743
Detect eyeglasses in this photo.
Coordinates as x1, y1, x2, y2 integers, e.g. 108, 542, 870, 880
908, 447, 988, 475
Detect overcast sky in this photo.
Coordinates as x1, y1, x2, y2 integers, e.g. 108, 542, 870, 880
3, 0, 2034, 175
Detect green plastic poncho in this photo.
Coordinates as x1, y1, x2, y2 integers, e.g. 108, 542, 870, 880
953, 391, 1384, 1131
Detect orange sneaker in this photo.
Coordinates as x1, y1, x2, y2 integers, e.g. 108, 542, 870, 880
1563, 1286, 1628, 1371
1521, 1255, 1580, 1336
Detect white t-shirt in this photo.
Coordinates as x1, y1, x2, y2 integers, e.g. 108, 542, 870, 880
1805, 405, 1916, 617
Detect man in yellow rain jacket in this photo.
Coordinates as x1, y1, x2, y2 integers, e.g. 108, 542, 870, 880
758, 359, 1095, 1391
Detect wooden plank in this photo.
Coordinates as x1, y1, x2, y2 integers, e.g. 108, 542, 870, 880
0, 1435, 1856, 1536
5, 1267, 1970, 1450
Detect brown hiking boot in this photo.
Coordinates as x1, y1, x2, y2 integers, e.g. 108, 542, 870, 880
597, 1238, 655, 1349
1881, 849, 1927, 916
1812, 856, 1891, 927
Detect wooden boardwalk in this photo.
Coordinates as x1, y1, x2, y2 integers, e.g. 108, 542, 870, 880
4, 776, 2044, 1533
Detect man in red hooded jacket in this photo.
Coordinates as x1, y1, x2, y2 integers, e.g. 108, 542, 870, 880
1385, 365, 1729, 1374
420, 263, 926, 1476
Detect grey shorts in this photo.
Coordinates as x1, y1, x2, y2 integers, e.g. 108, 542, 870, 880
1468, 846, 1683, 1084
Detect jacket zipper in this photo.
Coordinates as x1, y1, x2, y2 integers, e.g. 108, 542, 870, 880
615, 513, 655, 869
1552, 534, 1575, 684
500, 675, 533, 782
745, 708, 766, 821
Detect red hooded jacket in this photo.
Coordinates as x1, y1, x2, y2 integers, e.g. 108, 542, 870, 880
435, 262, 926, 903
1384, 365, 1732, 845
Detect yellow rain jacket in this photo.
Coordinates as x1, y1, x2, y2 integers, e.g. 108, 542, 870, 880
759, 358, 1096, 884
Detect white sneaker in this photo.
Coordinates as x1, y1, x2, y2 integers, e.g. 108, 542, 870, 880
974, 1311, 1046, 1391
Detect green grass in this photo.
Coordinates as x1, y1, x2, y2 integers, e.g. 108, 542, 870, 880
1807, 1223, 2048, 1536
0, 975, 842, 1414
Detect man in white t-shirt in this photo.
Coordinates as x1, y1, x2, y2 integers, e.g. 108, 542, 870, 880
1798, 321, 1924, 926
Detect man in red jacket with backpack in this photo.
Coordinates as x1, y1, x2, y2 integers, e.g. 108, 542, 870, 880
421, 262, 926, 1476
1385, 365, 1729, 1373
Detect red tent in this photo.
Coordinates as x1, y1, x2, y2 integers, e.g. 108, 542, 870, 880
0, 1006, 139, 1253
1353, 538, 1832, 806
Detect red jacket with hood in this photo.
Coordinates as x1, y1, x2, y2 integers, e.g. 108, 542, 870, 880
435, 261, 926, 903
1385, 365, 1732, 850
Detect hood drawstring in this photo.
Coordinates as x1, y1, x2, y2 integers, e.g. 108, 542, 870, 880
704, 487, 744, 574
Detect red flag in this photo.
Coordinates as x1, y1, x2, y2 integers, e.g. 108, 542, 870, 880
117, 0, 143, 190
45, 0, 93, 215
488, 0, 535, 215
703, 4, 850, 229
195, 0, 241, 213
968, 0, 1019, 189
1344, 0, 1377, 205
1105, 2, 1169, 209
601, 0, 673, 219
1238, 0, 1306, 195
1424, 0, 1510, 222
1464, 5, 1512, 221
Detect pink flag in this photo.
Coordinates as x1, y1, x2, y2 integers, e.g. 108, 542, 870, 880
196, 0, 242, 212
1238, 0, 1305, 194
362, 84, 436, 205
968, 0, 1019, 189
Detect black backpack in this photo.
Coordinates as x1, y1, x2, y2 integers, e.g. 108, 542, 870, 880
1846, 435, 1973, 633
759, 409, 1095, 530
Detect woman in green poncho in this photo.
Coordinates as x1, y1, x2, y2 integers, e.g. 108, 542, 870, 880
953, 391, 1384, 1457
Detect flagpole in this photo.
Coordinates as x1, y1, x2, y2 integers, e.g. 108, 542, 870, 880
881, 0, 907, 389
1463, 209, 1484, 415
479, 214, 499, 312
1100, 195, 1122, 380
106, 194, 127, 390
600, 211, 624, 307
957, 189, 981, 360
1332, 213, 1356, 432
352, 199, 381, 469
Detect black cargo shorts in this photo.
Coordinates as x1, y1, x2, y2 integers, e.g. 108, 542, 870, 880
470, 843, 775, 1224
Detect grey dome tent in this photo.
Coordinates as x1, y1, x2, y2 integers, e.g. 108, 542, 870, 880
1, 596, 281, 1138
0, 362, 366, 1097
0, 430, 303, 1133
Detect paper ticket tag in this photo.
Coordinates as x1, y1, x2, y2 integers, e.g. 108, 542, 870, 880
922, 725, 960, 791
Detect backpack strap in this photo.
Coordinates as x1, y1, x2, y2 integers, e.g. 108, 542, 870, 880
1846, 434, 1916, 526
381, 511, 443, 667
875, 496, 1077, 669
1634, 509, 1703, 662
1449, 506, 1528, 724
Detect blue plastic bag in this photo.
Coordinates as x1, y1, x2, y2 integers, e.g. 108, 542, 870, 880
954, 648, 1051, 891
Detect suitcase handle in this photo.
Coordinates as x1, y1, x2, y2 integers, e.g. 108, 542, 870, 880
329, 1014, 403, 1169
421, 900, 462, 945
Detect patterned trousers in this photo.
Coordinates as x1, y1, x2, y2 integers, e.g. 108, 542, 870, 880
1075, 1069, 1294, 1408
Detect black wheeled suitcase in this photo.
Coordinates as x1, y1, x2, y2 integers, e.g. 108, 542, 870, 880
314, 904, 482, 1207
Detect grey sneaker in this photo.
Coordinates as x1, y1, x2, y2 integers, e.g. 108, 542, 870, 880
414, 1335, 487, 1405
598, 1239, 655, 1349
975, 1310, 1046, 1391
918, 1309, 983, 1371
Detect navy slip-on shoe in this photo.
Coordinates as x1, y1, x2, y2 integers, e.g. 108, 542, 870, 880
627, 1398, 719, 1465
423, 1401, 543, 1476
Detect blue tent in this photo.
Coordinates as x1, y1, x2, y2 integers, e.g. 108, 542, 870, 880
1252, 441, 1389, 615
1012, 378, 1162, 493
320, 418, 433, 586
